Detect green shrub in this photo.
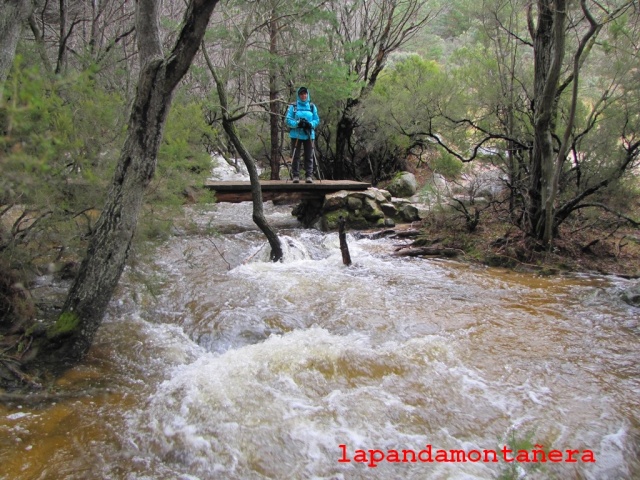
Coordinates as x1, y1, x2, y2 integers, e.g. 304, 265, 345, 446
431, 152, 463, 179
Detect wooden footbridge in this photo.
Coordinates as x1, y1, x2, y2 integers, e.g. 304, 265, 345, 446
204, 180, 371, 203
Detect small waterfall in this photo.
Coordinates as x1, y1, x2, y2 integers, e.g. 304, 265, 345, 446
245, 235, 313, 263
209, 154, 252, 181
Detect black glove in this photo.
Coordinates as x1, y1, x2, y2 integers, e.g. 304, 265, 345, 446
298, 118, 311, 129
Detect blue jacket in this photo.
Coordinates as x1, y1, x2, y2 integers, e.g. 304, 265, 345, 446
286, 87, 320, 140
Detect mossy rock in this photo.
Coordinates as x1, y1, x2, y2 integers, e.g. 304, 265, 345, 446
321, 209, 374, 231
374, 218, 387, 228
347, 213, 374, 230
322, 209, 350, 230
346, 196, 363, 211
387, 172, 417, 198
361, 198, 384, 221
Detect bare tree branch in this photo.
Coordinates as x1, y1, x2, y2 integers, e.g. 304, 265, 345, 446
568, 203, 640, 227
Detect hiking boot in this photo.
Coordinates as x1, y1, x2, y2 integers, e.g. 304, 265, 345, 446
293, 176, 300, 183
305, 176, 313, 184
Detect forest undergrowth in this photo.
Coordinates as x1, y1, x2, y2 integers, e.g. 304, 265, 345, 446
414, 207, 640, 279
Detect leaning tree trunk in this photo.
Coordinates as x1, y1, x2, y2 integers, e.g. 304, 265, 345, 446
205, 49, 283, 261
43, 0, 221, 363
222, 118, 283, 262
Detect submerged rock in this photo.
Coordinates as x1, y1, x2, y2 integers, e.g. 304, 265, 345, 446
620, 281, 640, 307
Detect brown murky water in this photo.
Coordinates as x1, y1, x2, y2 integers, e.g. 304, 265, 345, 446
1, 203, 638, 480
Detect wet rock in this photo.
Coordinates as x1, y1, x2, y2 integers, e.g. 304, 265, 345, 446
315, 187, 429, 231
347, 196, 362, 211
322, 209, 350, 230
380, 202, 398, 217
323, 191, 349, 210
621, 281, 640, 307
293, 198, 324, 227
387, 172, 417, 198
361, 197, 384, 221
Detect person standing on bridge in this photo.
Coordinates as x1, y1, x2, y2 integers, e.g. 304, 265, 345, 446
286, 86, 320, 183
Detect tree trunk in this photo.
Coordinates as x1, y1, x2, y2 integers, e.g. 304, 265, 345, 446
394, 247, 462, 258
55, 0, 68, 74
334, 100, 358, 179
528, 0, 566, 243
206, 48, 283, 262
338, 216, 352, 266
50, 59, 168, 360
329, 0, 433, 180
223, 117, 284, 262
0, 0, 33, 102
528, 0, 607, 246
541, 0, 600, 245
28, 13, 54, 75
268, 12, 280, 180
43, 0, 221, 363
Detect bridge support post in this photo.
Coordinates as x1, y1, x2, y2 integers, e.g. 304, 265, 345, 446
338, 216, 352, 266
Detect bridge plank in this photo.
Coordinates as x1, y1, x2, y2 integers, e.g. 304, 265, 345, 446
204, 180, 371, 203
205, 180, 370, 191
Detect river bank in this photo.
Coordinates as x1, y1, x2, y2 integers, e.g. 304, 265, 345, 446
371, 168, 640, 280
410, 216, 640, 280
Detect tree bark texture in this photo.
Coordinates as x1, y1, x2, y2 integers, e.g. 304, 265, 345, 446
0, 0, 33, 101
48, 0, 221, 362
333, 106, 356, 179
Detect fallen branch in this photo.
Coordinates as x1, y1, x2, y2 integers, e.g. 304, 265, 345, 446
355, 228, 422, 241
354, 229, 397, 240
393, 247, 463, 258
392, 229, 422, 239
0, 357, 42, 389
207, 238, 231, 270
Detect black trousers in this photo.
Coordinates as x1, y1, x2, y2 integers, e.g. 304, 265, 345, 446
291, 138, 314, 178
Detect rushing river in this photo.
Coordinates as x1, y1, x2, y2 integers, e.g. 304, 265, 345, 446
1, 201, 639, 480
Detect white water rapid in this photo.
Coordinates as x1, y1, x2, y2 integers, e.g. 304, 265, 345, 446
1, 164, 638, 479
